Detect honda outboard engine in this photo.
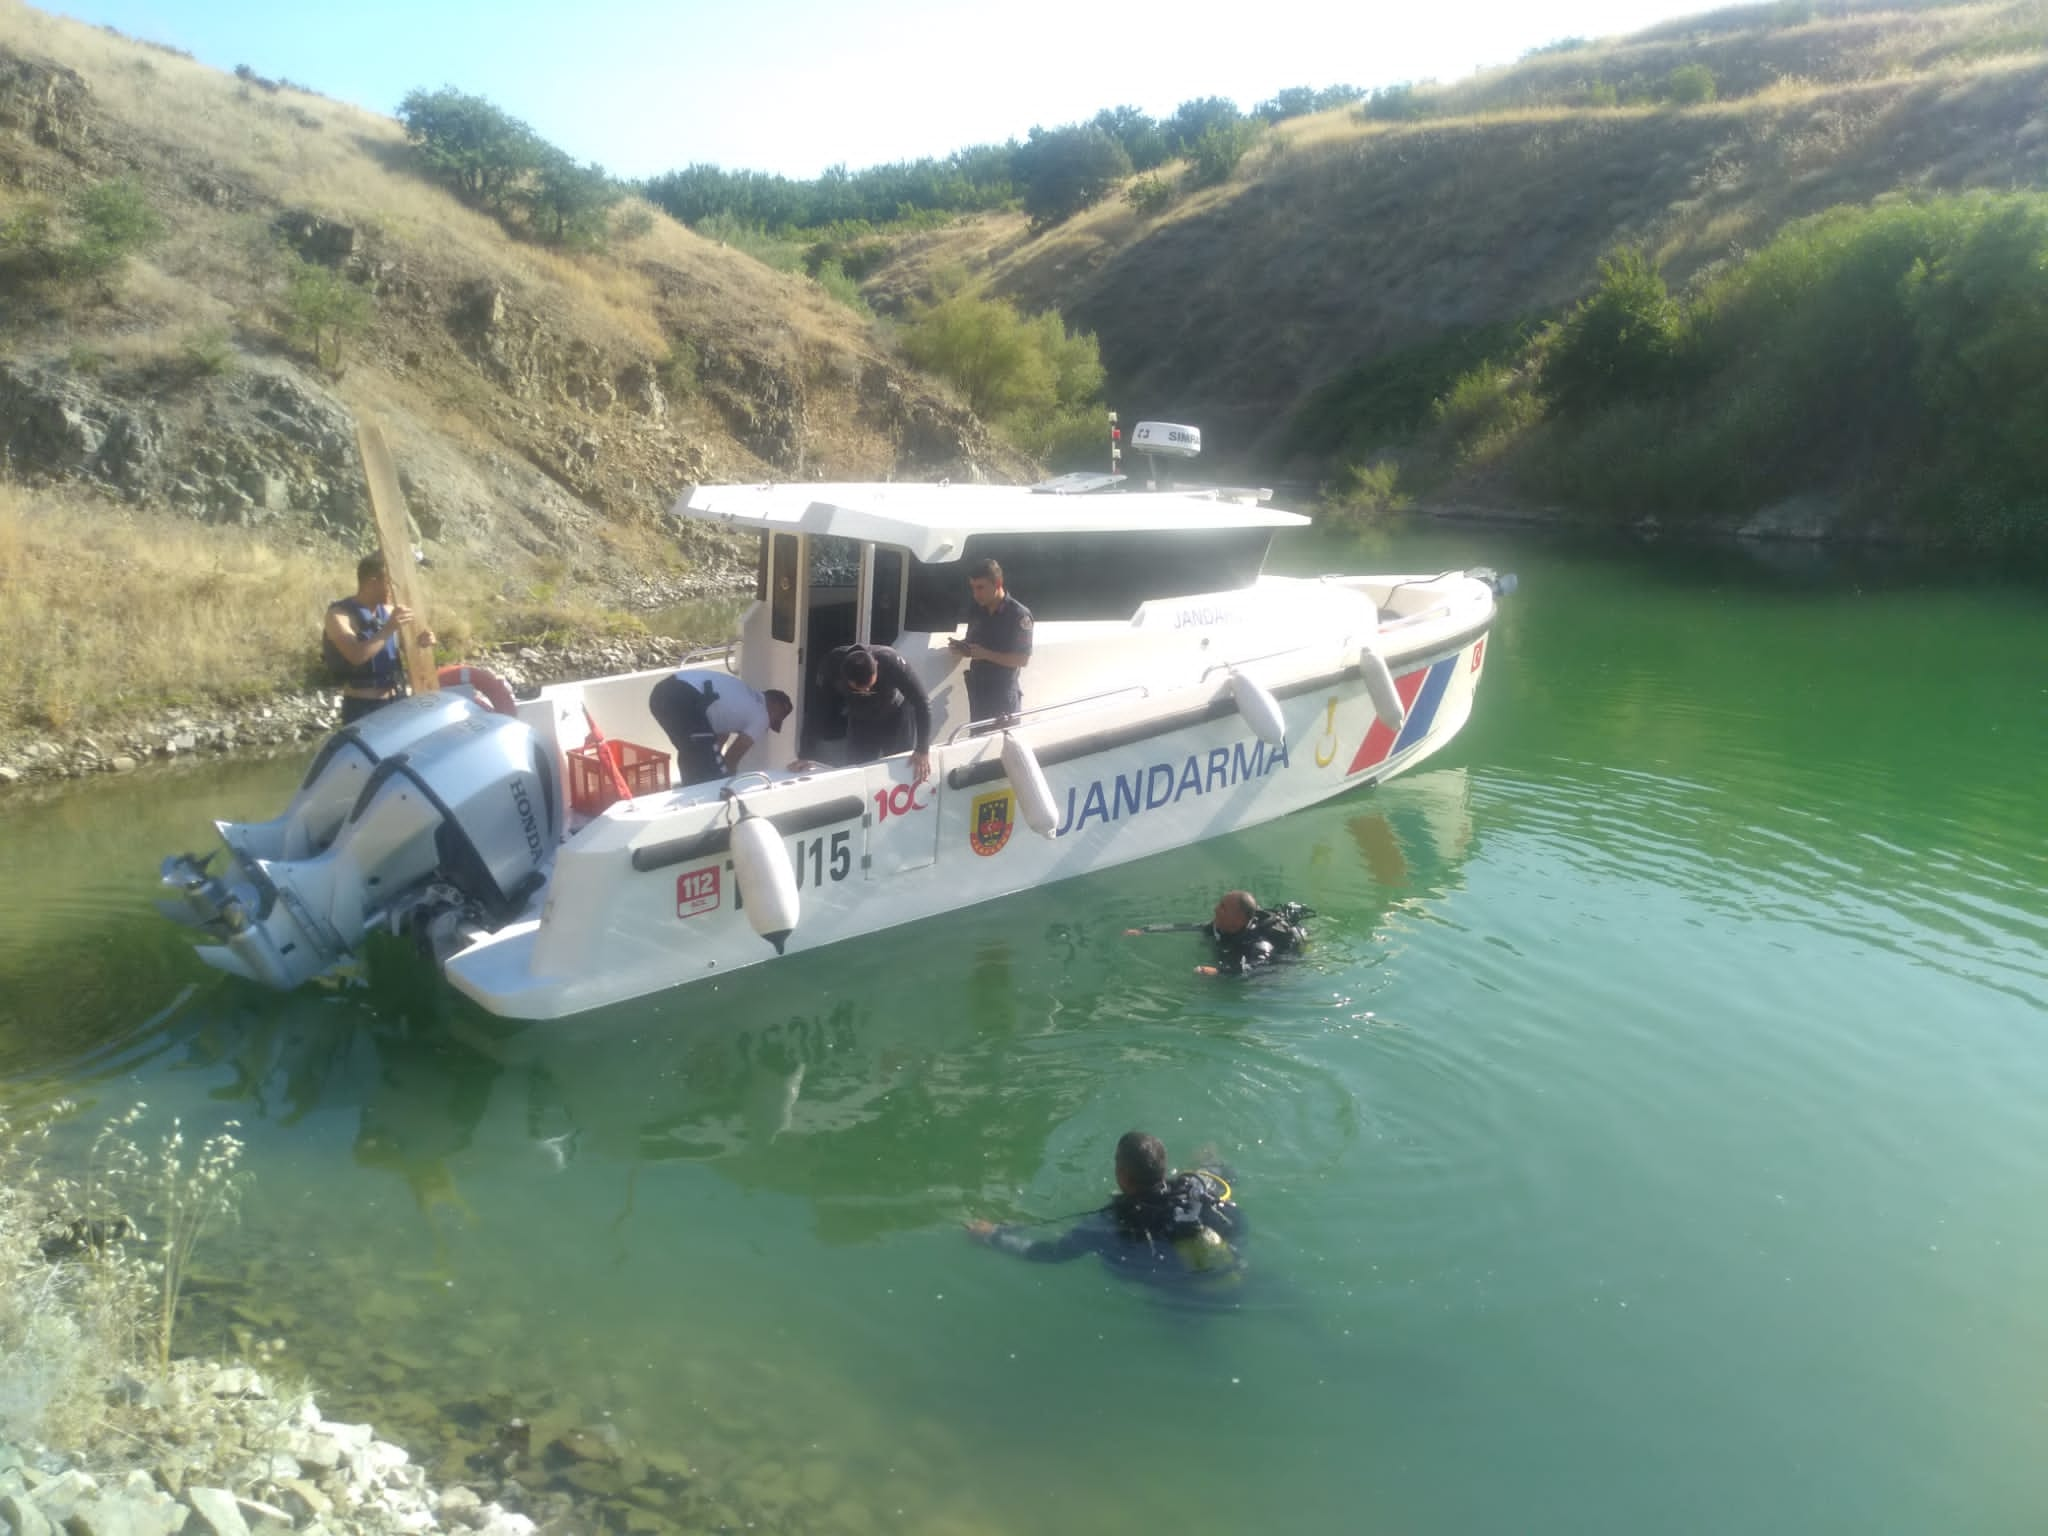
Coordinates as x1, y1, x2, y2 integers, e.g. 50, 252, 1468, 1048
218, 692, 484, 864
160, 699, 559, 990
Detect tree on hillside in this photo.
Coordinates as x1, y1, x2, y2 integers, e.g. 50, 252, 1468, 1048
1090, 106, 1169, 171
1187, 120, 1263, 186
279, 258, 373, 374
1166, 97, 1243, 154
1256, 87, 1318, 122
398, 87, 542, 210
1013, 125, 1131, 227
530, 151, 620, 246
1257, 85, 1365, 121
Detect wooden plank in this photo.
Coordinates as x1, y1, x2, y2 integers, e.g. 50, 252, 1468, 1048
355, 416, 439, 696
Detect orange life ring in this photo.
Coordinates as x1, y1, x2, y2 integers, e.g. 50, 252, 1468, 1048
437, 664, 518, 716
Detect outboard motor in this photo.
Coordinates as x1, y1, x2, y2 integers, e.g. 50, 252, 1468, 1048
217, 692, 483, 864
160, 703, 559, 991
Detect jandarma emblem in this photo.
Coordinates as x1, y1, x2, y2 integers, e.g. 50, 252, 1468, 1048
970, 790, 1015, 856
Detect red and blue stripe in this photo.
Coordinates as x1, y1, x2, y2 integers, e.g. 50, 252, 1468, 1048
1347, 655, 1458, 776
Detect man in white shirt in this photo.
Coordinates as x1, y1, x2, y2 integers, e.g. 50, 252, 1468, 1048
648, 669, 793, 786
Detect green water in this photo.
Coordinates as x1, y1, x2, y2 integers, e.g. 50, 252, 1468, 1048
3, 529, 2046, 1535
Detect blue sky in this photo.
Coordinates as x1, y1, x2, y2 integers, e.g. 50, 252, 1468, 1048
49, 0, 1714, 178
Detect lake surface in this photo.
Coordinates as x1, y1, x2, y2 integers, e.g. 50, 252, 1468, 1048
3, 527, 2045, 1535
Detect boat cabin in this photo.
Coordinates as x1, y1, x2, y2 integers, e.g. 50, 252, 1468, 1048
672, 480, 1311, 771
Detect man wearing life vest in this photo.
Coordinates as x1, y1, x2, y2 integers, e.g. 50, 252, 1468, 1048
648, 668, 793, 786
947, 558, 1032, 732
966, 1132, 1246, 1294
324, 552, 434, 724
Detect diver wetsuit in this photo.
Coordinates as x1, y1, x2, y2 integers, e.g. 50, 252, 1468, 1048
1208, 902, 1312, 976
983, 1169, 1246, 1289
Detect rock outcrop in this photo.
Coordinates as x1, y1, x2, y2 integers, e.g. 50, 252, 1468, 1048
0, 46, 90, 155
0, 359, 370, 532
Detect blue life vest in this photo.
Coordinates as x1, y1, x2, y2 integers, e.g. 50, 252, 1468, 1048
323, 598, 398, 689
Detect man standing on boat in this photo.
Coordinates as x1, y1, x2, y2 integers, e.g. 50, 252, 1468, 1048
949, 558, 1031, 733
822, 643, 934, 783
324, 551, 434, 724
648, 669, 793, 786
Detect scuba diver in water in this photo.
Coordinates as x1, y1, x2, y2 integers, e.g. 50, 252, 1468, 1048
1126, 889, 1313, 976
965, 1131, 1245, 1294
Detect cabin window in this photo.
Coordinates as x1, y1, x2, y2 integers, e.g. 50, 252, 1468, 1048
870, 547, 904, 646
770, 533, 799, 642
806, 534, 862, 660
808, 534, 862, 590
903, 529, 1276, 629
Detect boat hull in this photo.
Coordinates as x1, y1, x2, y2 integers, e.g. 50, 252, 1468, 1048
443, 620, 1492, 1019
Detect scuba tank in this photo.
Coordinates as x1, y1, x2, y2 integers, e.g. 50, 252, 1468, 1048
1117, 1170, 1243, 1278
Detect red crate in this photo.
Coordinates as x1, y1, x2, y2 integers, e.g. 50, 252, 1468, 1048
567, 738, 671, 815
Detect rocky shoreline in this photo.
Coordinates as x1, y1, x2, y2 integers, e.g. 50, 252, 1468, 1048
0, 1356, 700, 1536
0, 634, 710, 798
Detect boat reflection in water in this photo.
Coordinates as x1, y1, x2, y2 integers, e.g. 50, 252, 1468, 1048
276, 767, 1484, 1246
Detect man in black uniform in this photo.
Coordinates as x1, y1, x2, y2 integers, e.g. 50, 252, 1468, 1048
821, 642, 934, 783
947, 557, 1032, 733
966, 1131, 1245, 1297
1125, 889, 1313, 977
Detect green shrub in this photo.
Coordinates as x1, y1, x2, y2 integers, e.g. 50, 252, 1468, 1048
813, 259, 873, 317
612, 204, 656, 242
279, 258, 373, 372
1317, 459, 1409, 528
804, 231, 895, 281
1185, 120, 1262, 187
660, 339, 701, 399
179, 326, 238, 377
899, 291, 1105, 460
697, 211, 807, 271
69, 179, 164, 279
1, 180, 163, 291
1542, 247, 1682, 417
1124, 175, 1174, 216
1665, 64, 1718, 105
1433, 363, 1542, 463
901, 291, 1049, 418
1012, 403, 1114, 471
1520, 194, 2048, 547
1283, 320, 1537, 461
1363, 83, 1433, 121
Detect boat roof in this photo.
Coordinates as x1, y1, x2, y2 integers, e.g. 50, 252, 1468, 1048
674, 482, 1311, 563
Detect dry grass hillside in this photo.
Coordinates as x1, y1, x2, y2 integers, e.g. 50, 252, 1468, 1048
866, 0, 2048, 477
0, 0, 1027, 735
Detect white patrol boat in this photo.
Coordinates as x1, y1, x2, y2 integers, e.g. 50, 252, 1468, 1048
159, 431, 1511, 1020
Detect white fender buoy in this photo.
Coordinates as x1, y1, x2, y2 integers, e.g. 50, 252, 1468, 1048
1229, 672, 1287, 747
1358, 647, 1407, 732
1000, 733, 1060, 839
729, 805, 799, 953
